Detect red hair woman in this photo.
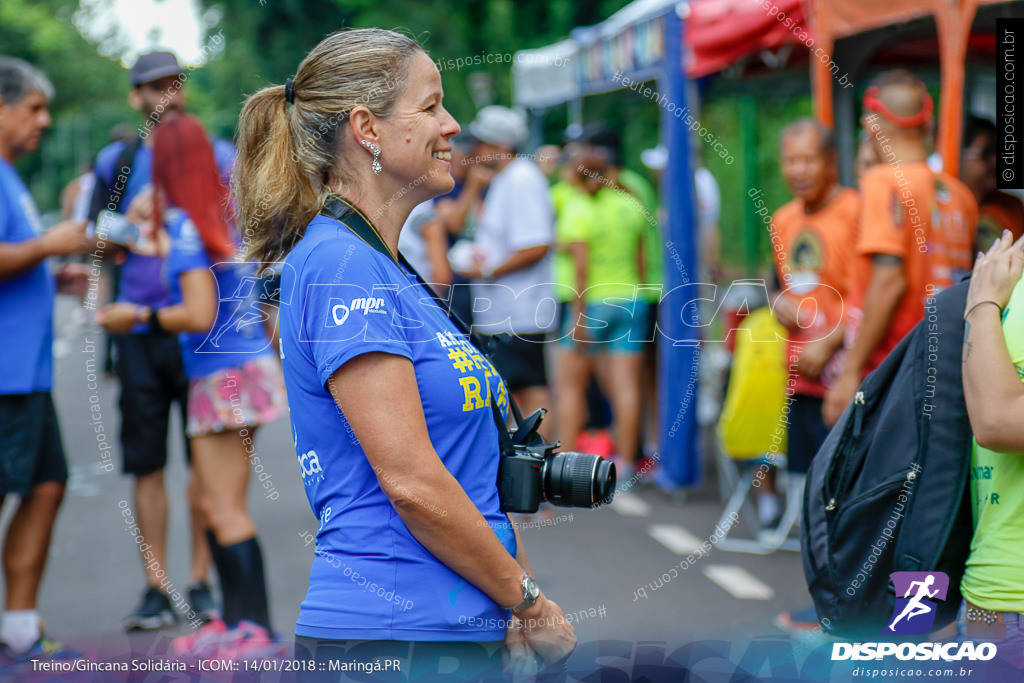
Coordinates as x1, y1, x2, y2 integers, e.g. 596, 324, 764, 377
98, 113, 286, 660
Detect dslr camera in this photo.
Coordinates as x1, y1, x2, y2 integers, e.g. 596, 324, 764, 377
497, 408, 616, 514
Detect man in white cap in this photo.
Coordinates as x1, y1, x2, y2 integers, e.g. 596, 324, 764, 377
461, 105, 555, 435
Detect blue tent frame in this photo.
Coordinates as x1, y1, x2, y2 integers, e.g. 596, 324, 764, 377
514, 1, 701, 488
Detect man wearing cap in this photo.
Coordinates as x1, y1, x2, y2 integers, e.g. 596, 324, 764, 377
88, 50, 233, 631
0, 56, 89, 668
823, 69, 977, 425
461, 106, 556, 435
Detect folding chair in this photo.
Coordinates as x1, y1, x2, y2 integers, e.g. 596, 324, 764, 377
712, 307, 802, 554
713, 443, 803, 553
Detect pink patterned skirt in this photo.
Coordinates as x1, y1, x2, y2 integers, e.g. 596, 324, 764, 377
186, 354, 286, 437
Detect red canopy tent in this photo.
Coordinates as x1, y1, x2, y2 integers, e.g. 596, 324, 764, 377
684, 0, 809, 78
683, 0, 1020, 180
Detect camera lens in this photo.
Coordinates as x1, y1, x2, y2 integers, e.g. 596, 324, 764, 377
541, 451, 616, 508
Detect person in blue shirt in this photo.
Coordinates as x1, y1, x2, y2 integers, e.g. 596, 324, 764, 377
0, 56, 89, 669
88, 51, 234, 631
98, 113, 286, 660
232, 28, 577, 679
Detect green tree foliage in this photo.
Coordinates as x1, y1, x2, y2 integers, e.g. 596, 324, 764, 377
196, 0, 811, 270
2, 0, 814, 273
198, 0, 631, 127
1, 0, 133, 212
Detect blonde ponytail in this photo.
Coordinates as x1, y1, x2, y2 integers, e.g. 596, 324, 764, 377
233, 28, 422, 269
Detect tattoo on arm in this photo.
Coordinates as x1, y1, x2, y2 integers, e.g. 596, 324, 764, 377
963, 320, 973, 364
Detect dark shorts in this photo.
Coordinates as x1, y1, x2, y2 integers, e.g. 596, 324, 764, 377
645, 298, 659, 351
484, 333, 548, 393
0, 392, 68, 496
114, 333, 191, 476
786, 393, 830, 474
293, 636, 506, 683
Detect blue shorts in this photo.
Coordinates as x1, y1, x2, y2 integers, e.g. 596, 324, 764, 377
558, 301, 650, 355
956, 599, 1024, 668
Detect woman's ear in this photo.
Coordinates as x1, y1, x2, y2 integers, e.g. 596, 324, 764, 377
349, 106, 379, 146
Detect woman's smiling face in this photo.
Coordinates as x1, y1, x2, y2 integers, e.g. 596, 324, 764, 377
374, 51, 461, 208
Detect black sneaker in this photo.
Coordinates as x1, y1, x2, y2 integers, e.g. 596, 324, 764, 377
187, 582, 219, 625
123, 587, 178, 631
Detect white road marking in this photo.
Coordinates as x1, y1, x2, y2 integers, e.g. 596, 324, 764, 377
703, 564, 775, 600
609, 492, 651, 517
648, 524, 704, 554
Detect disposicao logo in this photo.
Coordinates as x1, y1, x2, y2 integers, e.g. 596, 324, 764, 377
831, 642, 996, 662
831, 571, 997, 662
885, 571, 948, 635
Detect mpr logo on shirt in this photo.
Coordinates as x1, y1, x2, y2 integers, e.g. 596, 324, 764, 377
327, 297, 388, 327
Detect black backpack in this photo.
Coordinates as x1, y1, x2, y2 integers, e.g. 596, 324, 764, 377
801, 280, 974, 638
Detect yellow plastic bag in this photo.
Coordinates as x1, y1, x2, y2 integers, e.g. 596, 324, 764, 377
717, 307, 789, 459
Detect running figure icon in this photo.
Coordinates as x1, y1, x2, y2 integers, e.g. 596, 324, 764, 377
888, 574, 940, 631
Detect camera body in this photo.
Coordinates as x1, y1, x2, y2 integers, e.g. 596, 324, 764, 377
497, 409, 616, 514
497, 440, 554, 514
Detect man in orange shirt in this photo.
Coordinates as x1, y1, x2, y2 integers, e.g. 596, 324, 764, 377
771, 119, 859, 475
961, 115, 1024, 248
824, 70, 978, 425
769, 118, 860, 632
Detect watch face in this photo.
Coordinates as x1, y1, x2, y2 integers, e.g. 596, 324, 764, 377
526, 577, 540, 600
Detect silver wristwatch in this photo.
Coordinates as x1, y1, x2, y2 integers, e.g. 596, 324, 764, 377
510, 573, 540, 614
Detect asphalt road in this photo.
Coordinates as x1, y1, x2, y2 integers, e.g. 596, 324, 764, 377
21, 296, 830, 681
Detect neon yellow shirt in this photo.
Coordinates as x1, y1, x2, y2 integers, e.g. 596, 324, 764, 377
961, 278, 1024, 613
562, 186, 646, 303
618, 168, 662, 302
552, 182, 590, 302
550, 179, 581, 216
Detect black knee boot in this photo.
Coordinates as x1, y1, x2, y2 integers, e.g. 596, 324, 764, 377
217, 536, 271, 631
205, 530, 240, 627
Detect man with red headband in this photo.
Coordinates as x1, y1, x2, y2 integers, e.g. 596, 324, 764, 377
823, 69, 977, 425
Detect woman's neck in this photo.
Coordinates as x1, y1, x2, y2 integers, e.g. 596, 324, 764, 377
331, 184, 413, 259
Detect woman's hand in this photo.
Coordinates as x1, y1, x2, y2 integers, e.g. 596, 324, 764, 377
967, 230, 1024, 315
129, 222, 171, 257
515, 595, 577, 668
459, 249, 490, 281
125, 186, 154, 225
504, 620, 539, 677
96, 303, 146, 334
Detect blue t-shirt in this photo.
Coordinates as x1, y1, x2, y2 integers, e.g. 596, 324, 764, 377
0, 158, 55, 394
163, 210, 273, 378
280, 214, 516, 641
93, 137, 236, 329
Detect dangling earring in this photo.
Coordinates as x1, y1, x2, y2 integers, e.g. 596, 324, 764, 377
360, 140, 382, 175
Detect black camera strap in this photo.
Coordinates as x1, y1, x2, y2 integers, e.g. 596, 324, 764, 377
319, 195, 517, 457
